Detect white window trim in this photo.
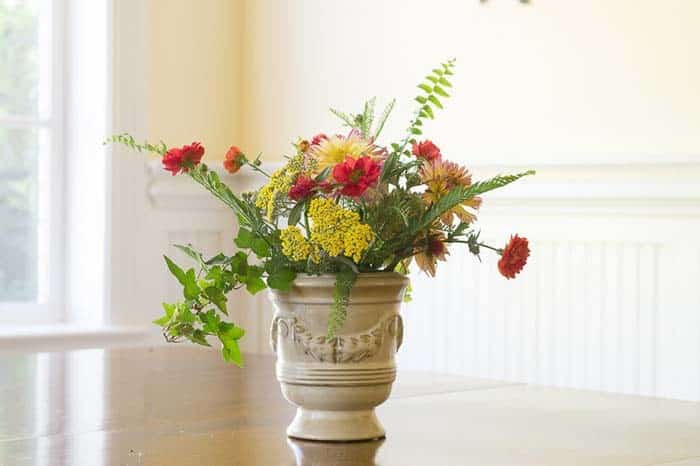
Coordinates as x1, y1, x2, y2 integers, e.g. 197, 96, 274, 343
0, 0, 65, 324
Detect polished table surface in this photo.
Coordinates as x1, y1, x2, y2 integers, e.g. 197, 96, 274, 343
1, 346, 699, 466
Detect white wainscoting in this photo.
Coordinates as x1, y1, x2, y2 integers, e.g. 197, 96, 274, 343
149, 162, 700, 401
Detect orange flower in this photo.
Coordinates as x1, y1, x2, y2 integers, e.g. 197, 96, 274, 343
223, 145, 245, 174
420, 158, 481, 224
414, 232, 449, 277
498, 235, 530, 279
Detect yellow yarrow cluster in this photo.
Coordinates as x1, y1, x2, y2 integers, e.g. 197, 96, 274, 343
280, 226, 312, 262
255, 152, 307, 220
308, 198, 374, 262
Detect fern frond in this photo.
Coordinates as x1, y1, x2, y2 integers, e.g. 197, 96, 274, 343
411, 170, 535, 234
361, 97, 376, 138
373, 99, 395, 139
329, 108, 357, 128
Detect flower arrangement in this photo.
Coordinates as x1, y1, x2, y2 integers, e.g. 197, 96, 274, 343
108, 60, 534, 366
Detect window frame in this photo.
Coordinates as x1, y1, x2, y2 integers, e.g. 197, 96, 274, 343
0, 0, 65, 324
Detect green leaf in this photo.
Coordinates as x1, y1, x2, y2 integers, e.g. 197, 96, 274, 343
411, 127, 422, 135
267, 267, 296, 291
415, 95, 427, 104
183, 268, 201, 300
152, 315, 170, 326
287, 201, 306, 226
432, 68, 444, 76
245, 266, 266, 294
164, 255, 187, 285
199, 309, 221, 333
423, 105, 434, 119
220, 322, 246, 340
204, 286, 227, 314
205, 253, 229, 265
439, 77, 452, 88
221, 341, 243, 367
433, 85, 449, 97
418, 83, 432, 93
428, 94, 443, 109
426, 75, 438, 83
190, 329, 211, 346
234, 228, 254, 248
173, 244, 203, 264
230, 251, 248, 275
251, 238, 270, 258
314, 167, 331, 182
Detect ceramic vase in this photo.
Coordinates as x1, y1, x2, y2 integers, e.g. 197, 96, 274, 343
269, 272, 408, 441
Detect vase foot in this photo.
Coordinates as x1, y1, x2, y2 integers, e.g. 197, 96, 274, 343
286, 408, 385, 442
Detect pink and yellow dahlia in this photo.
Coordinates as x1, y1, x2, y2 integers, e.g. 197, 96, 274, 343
420, 158, 481, 225
309, 130, 385, 172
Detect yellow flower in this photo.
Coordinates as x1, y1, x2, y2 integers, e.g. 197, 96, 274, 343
255, 151, 307, 219
280, 226, 311, 262
308, 198, 374, 262
420, 159, 481, 225
309, 130, 383, 173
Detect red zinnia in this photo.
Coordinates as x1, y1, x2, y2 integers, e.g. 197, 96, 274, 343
223, 145, 245, 174
332, 156, 381, 197
288, 175, 316, 201
162, 142, 205, 176
412, 140, 441, 162
498, 235, 530, 279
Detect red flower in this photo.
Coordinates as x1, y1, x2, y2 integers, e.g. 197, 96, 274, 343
498, 235, 530, 279
162, 142, 205, 176
288, 175, 316, 201
332, 156, 381, 197
311, 133, 328, 146
412, 140, 441, 162
223, 145, 245, 174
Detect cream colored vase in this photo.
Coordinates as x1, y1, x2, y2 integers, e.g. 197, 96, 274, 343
269, 273, 408, 442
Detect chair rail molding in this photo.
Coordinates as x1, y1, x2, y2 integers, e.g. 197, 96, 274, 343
146, 159, 700, 401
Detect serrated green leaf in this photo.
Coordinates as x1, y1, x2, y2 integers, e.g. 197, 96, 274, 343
428, 94, 443, 109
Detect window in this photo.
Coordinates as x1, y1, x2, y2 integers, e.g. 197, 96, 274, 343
0, 0, 63, 322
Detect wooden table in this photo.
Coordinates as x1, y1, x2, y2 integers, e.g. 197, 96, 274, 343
1, 346, 699, 465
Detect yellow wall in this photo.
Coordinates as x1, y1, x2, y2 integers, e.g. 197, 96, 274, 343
147, 0, 242, 160
148, 0, 700, 164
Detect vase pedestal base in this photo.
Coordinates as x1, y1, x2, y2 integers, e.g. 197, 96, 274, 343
286, 408, 385, 442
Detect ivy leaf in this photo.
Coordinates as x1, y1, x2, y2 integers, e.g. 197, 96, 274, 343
251, 238, 270, 258
190, 329, 211, 347
164, 255, 187, 285
204, 286, 227, 314
183, 268, 201, 300
173, 244, 203, 265
219, 323, 245, 367
245, 266, 266, 294
199, 309, 221, 333
234, 228, 254, 248
267, 267, 296, 291
153, 302, 176, 326
230, 251, 248, 275
221, 342, 243, 367
205, 253, 229, 265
